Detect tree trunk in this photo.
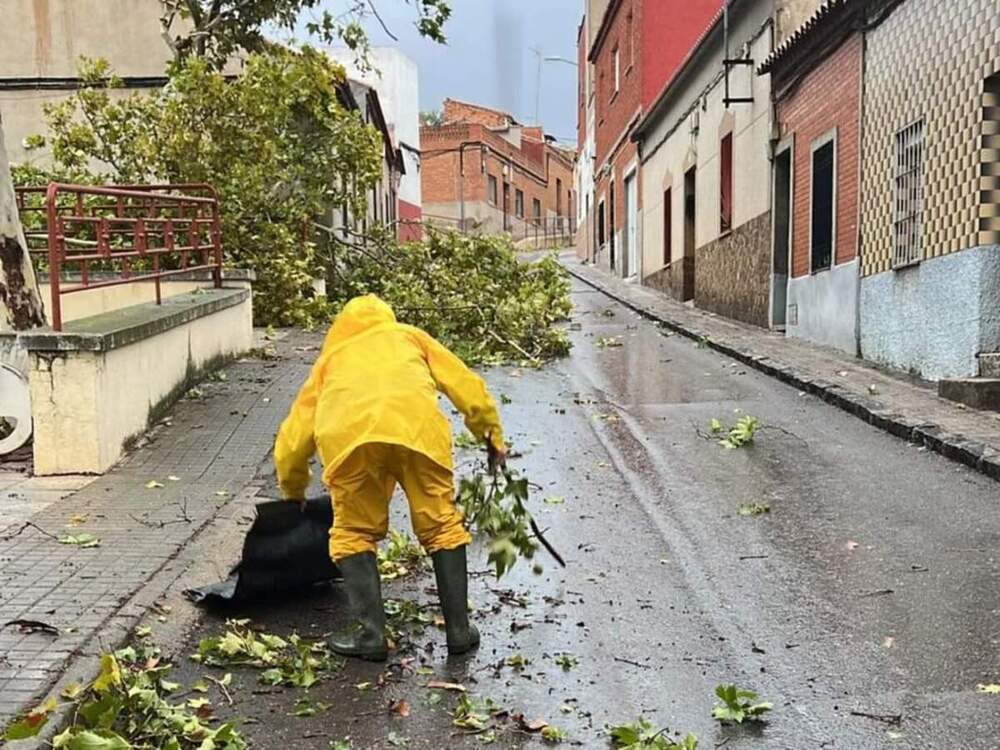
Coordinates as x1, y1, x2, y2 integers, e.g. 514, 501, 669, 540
0, 114, 46, 331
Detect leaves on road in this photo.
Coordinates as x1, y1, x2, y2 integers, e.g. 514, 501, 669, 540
712, 684, 773, 723
193, 619, 341, 688
608, 717, 698, 749
976, 683, 1000, 694
11, 646, 251, 748
596, 336, 623, 348
737, 502, 771, 517
377, 529, 427, 581
58, 533, 101, 548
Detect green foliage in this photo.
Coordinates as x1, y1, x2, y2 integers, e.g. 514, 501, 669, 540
607, 718, 698, 749
23, 51, 382, 327
420, 110, 445, 126
554, 653, 578, 671
377, 529, 426, 580
6, 646, 248, 748
711, 684, 773, 724
737, 502, 770, 517
710, 415, 761, 449
193, 619, 341, 688
383, 598, 434, 641
454, 431, 481, 450
332, 227, 572, 365
162, 0, 452, 71
457, 470, 539, 578
541, 725, 568, 743
452, 694, 504, 731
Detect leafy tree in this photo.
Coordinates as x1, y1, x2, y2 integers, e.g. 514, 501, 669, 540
26, 50, 383, 326
159, 0, 452, 69
419, 109, 444, 127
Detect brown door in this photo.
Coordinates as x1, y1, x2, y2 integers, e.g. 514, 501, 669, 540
683, 167, 696, 301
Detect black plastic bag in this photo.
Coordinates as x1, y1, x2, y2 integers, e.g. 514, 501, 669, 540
185, 497, 340, 604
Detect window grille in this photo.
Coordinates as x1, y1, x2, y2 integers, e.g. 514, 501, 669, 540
893, 120, 924, 268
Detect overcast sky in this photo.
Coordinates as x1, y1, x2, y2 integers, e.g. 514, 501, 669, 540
302, 1, 582, 142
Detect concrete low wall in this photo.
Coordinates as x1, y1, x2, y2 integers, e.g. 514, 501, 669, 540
8, 287, 253, 474
786, 259, 859, 355
860, 245, 1000, 380
36, 271, 254, 326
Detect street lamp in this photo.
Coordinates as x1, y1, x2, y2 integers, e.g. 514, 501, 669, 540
533, 52, 579, 124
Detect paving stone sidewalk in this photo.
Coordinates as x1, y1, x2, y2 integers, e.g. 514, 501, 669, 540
564, 253, 1000, 481
0, 329, 321, 724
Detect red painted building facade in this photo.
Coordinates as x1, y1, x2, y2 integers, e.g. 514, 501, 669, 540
586, 0, 722, 277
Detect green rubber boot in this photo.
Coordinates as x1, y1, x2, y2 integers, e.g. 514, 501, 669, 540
432, 545, 480, 655
328, 551, 388, 661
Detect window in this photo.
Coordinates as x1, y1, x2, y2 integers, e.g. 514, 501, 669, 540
893, 120, 924, 268
663, 189, 672, 265
627, 10, 634, 68
810, 134, 836, 272
515, 188, 524, 218
720, 133, 733, 233
609, 181, 616, 260
487, 174, 498, 205
613, 48, 620, 94
502, 182, 511, 229
556, 178, 563, 216
597, 199, 606, 245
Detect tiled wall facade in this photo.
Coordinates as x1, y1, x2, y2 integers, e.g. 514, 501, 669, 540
860, 0, 1000, 277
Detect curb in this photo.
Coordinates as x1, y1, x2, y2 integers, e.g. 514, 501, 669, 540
564, 262, 1000, 484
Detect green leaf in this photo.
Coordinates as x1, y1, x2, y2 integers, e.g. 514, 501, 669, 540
59, 533, 101, 548
62, 730, 132, 750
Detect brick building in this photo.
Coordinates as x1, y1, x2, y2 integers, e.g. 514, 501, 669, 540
420, 99, 575, 246
759, 0, 864, 353
585, 0, 722, 279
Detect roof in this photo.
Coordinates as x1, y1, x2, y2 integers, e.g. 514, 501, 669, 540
442, 97, 520, 127
758, 0, 854, 74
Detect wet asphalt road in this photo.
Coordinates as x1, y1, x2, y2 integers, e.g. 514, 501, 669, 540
165, 279, 1000, 749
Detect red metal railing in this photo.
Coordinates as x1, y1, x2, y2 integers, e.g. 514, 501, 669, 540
15, 183, 223, 331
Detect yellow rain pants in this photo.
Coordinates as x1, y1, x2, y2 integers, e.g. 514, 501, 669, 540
273, 294, 505, 560
329, 442, 470, 559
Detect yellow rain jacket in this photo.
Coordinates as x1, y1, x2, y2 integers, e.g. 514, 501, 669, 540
274, 294, 505, 500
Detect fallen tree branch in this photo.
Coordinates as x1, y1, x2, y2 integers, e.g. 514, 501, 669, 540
529, 518, 566, 568
849, 709, 902, 726
0, 521, 59, 541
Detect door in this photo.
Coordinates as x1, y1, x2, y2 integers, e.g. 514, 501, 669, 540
624, 171, 638, 278
682, 167, 696, 300
771, 147, 791, 329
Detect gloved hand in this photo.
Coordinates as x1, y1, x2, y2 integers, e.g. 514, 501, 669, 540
487, 439, 507, 475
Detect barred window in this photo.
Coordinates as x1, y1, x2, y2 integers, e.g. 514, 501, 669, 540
893, 120, 924, 268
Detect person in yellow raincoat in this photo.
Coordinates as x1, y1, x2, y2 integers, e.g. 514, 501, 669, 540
274, 294, 506, 660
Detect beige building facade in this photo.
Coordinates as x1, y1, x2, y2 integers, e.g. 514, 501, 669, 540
635, 0, 775, 327
1, 0, 180, 164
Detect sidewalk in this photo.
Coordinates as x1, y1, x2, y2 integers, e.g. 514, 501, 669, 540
0, 330, 321, 725
563, 254, 1000, 482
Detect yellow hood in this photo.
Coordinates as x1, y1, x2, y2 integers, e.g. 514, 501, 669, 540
324, 294, 397, 348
